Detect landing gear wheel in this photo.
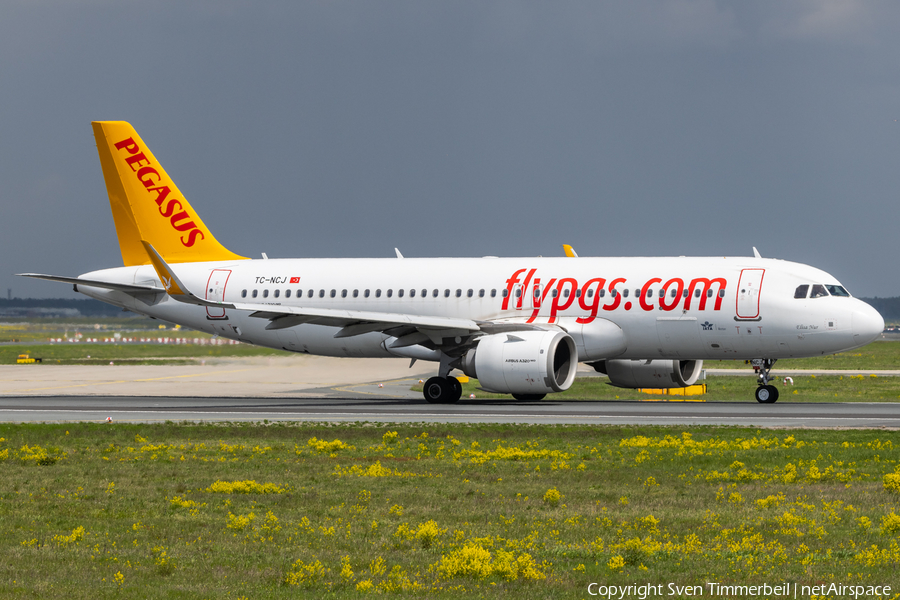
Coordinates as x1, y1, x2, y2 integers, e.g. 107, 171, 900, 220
447, 377, 463, 404
512, 393, 546, 401
423, 377, 462, 404
755, 385, 779, 404
423, 377, 448, 404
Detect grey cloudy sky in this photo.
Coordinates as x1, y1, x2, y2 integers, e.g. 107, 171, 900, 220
2, 1, 899, 299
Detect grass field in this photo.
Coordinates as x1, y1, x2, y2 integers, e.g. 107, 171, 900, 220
2, 423, 899, 599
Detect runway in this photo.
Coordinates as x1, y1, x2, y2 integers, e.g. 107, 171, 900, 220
3, 357, 899, 427
2, 394, 900, 427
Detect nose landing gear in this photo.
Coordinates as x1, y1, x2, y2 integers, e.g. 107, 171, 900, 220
751, 358, 779, 404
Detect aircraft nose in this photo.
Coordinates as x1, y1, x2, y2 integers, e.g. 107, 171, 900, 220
851, 303, 884, 345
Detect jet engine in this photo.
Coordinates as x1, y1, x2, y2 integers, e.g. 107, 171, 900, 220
461, 330, 577, 395
596, 359, 703, 389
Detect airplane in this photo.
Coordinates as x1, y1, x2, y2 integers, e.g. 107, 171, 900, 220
20, 121, 885, 405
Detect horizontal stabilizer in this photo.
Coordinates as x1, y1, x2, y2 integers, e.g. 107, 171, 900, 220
17, 273, 164, 294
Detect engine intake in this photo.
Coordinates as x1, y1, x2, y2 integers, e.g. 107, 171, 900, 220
461, 330, 577, 395
600, 359, 703, 388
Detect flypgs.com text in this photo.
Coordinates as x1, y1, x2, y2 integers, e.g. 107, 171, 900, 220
503, 268, 727, 324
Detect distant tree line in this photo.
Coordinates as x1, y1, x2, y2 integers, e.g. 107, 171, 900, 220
860, 298, 900, 324
0, 298, 124, 317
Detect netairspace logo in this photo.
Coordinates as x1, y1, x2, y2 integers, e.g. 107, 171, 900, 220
585, 581, 893, 599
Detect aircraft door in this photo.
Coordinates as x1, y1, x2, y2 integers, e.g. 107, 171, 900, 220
206, 269, 231, 319
736, 269, 765, 320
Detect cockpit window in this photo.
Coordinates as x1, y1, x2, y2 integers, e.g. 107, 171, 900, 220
810, 284, 829, 298
826, 285, 850, 297
794, 285, 809, 299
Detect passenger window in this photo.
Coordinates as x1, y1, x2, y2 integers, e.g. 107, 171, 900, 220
444, 289, 450, 298
353, 290, 359, 298
683, 289, 689, 298
501, 289, 507, 298
647, 289, 654, 298
599, 289, 605, 298
479, 289, 485, 298
611, 289, 617, 298
286, 289, 291, 298
364, 289, 370, 298
564, 289, 570, 298
826, 285, 850, 297
551, 289, 558, 298
456, 289, 462, 297
421, 289, 427, 298
467, 289, 473, 298
409, 289, 415, 298
433, 289, 439, 298
398, 289, 404, 298
794, 285, 809, 299
718, 289, 725, 298
515, 288, 521, 298
375, 289, 381, 298
810, 284, 829, 298
622, 289, 628, 298
319, 290, 325, 298
330, 289, 336, 298
694, 289, 701, 298
274, 289, 280, 298
706, 289, 713, 298
387, 289, 393, 298
263, 289, 269, 298
587, 289, 594, 298
670, 289, 677, 298
308, 289, 314, 298
575, 289, 581, 298
241, 290, 247, 298
252, 290, 258, 298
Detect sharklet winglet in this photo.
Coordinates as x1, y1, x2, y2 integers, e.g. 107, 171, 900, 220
141, 240, 235, 309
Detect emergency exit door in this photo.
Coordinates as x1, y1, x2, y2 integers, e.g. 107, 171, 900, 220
736, 269, 764, 320
206, 269, 231, 319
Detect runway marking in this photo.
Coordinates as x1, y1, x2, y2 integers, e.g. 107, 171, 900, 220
2, 408, 900, 424
133, 368, 254, 382
332, 377, 421, 399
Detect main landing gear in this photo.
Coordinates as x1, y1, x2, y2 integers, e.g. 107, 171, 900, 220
423, 376, 462, 404
751, 358, 779, 404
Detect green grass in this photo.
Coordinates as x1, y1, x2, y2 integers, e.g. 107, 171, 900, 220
0, 317, 165, 343
706, 340, 900, 371
1, 423, 899, 599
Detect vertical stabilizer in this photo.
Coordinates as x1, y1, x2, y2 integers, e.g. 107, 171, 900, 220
92, 121, 247, 265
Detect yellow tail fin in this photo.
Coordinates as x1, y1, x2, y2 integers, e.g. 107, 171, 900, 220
92, 121, 247, 266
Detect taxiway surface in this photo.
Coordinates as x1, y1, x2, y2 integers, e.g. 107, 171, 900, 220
2, 357, 899, 427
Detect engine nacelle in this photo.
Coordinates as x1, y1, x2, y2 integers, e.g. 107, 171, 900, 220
461, 330, 578, 395
601, 359, 703, 388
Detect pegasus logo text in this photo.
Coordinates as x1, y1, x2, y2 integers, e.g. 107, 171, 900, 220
113, 138, 206, 248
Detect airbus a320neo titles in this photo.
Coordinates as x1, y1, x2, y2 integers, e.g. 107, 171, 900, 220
20, 122, 885, 404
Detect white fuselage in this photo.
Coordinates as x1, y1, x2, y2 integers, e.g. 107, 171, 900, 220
75, 255, 884, 362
